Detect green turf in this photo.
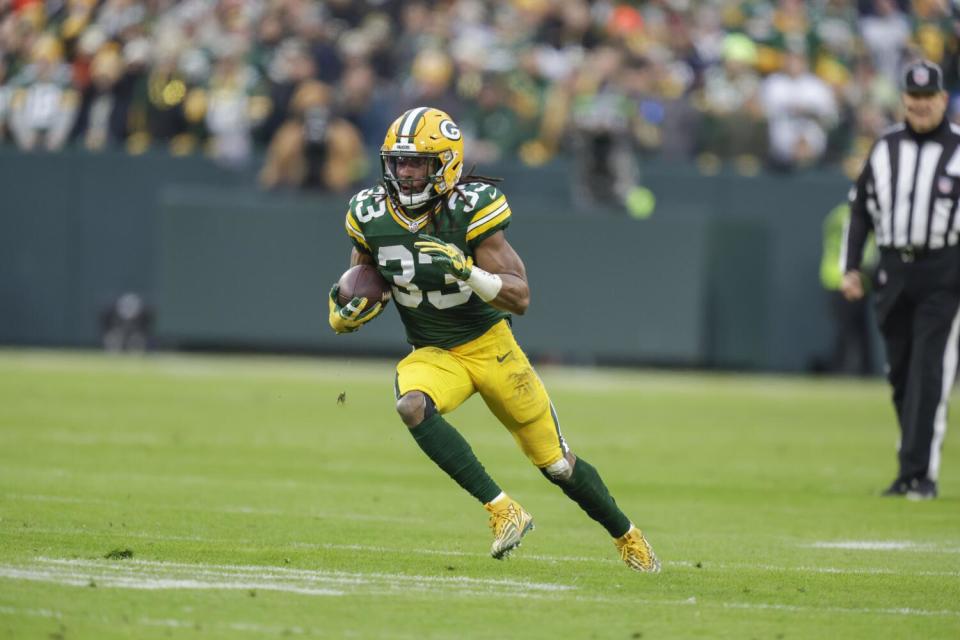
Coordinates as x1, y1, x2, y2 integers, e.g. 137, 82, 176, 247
0, 349, 957, 639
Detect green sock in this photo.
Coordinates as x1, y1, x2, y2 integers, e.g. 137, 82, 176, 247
410, 414, 501, 504
555, 457, 631, 537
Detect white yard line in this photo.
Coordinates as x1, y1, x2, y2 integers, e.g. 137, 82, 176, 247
7, 494, 100, 504
51, 558, 572, 591
0, 566, 344, 596
0, 558, 573, 600
809, 540, 960, 553
0, 605, 61, 619
37, 558, 574, 591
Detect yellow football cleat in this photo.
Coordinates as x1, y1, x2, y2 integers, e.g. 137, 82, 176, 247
483, 495, 534, 559
614, 525, 661, 573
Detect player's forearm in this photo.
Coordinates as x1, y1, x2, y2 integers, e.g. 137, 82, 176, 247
485, 273, 529, 315
351, 248, 375, 267
843, 164, 873, 273
841, 204, 870, 273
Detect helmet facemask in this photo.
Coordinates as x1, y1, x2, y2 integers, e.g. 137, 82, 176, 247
381, 151, 449, 209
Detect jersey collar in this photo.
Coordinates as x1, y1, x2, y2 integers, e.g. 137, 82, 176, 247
387, 197, 434, 233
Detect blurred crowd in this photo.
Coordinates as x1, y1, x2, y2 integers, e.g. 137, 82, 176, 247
0, 0, 958, 195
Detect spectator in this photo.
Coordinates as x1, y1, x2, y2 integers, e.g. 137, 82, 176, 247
337, 60, 393, 147
567, 45, 641, 213
391, 1, 438, 81
255, 37, 315, 147
461, 72, 531, 164
398, 48, 463, 118
259, 79, 364, 192
70, 46, 133, 151
94, 0, 147, 41
203, 36, 269, 167
859, 0, 912, 85
141, 42, 210, 154
697, 33, 766, 161
760, 49, 839, 169
7, 34, 79, 152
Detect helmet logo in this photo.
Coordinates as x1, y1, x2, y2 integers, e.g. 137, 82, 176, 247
439, 119, 461, 141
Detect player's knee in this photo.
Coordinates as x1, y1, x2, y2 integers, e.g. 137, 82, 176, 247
396, 392, 436, 428
541, 452, 576, 484
396, 392, 425, 427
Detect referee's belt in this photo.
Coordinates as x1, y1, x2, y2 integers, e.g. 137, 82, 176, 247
881, 246, 936, 263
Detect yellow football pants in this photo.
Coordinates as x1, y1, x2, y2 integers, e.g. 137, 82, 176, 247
396, 320, 567, 468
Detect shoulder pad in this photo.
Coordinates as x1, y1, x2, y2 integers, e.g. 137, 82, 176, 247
348, 185, 388, 210
456, 183, 512, 245
447, 182, 504, 215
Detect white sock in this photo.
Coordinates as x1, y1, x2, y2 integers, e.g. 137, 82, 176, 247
487, 491, 507, 506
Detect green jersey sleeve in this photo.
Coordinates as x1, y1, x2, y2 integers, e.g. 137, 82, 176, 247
344, 208, 371, 254
345, 185, 389, 255
462, 183, 512, 249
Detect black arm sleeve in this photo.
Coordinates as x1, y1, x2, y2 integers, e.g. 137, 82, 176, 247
842, 157, 874, 273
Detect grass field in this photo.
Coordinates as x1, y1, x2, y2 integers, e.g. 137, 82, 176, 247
0, 349, 958, 639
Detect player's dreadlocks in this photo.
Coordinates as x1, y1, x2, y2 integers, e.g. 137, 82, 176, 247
457, 165, 503, 188
438, 166, 503, 231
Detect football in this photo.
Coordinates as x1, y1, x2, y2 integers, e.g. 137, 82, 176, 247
336, 264, 392, 308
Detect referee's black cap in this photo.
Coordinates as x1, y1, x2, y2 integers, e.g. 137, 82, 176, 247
903, 60, 944, 95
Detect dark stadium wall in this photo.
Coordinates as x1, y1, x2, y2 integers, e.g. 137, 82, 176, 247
0, 149, 251, 347
0, 151, 856, 372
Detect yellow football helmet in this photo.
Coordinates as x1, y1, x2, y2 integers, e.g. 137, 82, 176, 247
380, 107, 464, 209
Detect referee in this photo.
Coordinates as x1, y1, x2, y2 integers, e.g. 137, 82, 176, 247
842, 60, 958, 500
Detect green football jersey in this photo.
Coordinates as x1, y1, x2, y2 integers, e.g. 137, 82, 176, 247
343, 182, 512, 349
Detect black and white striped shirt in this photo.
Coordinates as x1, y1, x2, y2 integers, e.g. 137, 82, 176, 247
842, 118, 960, 272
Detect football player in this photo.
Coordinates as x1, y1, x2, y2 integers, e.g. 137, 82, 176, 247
328, 107, 659, 572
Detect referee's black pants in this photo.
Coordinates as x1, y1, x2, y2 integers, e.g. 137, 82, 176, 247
874, 246, 960, 482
